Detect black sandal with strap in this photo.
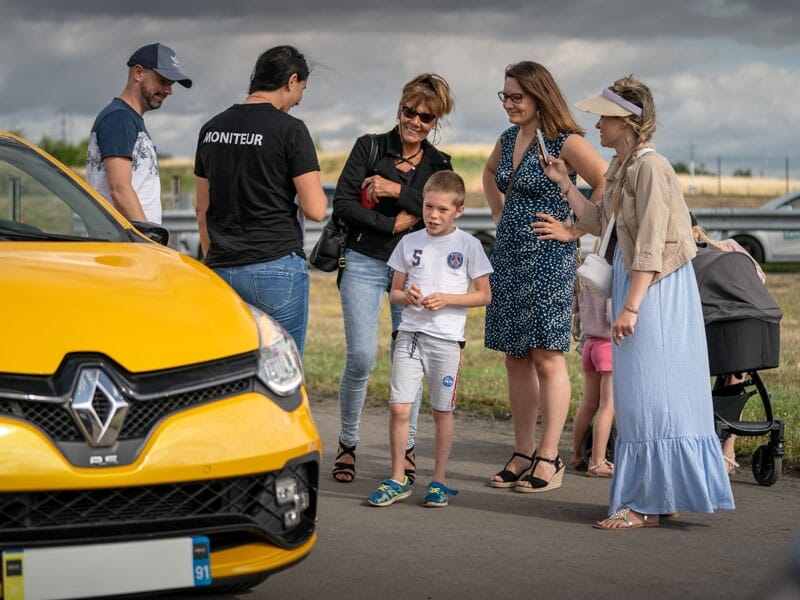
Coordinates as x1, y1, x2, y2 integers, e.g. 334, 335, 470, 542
332, 441, 356, 483
489, 451, 535, 488
515, 454, 565, 493
404, 445, 416, 485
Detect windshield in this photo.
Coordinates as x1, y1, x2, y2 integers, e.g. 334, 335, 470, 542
0, 137, 128, 242
761, 191, 800, 211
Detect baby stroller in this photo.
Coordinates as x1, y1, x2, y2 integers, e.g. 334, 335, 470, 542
692, 246, 785, 485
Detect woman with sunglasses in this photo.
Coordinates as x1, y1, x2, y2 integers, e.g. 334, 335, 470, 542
484, 61, 607, 493
331, 73, 455, 484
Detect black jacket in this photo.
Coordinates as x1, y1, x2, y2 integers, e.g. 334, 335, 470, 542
332, 127, 451, 261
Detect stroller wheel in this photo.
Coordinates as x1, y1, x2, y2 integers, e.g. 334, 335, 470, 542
751, 444, 781, 486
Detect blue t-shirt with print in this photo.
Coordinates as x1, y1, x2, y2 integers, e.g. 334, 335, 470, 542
86, 98, 162, 223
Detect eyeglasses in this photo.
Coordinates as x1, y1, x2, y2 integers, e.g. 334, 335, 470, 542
401, 105, 437, 124
497, 91, 524, 105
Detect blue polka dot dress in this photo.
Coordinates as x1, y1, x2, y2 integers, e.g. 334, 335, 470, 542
485, 126, 577, 357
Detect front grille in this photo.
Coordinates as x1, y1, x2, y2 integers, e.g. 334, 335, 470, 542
120, 377, 251, 438
0, 461, 318, 550
11, 401, 80, 440
1, 377, 252, 442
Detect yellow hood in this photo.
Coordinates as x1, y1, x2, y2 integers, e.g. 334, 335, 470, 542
1, 242, 260, 375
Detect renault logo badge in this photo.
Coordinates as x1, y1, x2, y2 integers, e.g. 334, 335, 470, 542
70, 368, 129, 447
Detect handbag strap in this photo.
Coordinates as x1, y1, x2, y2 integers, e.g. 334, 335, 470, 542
367, 134, 380, 172
333, 135, 381, 229
598, 212, 616, 257
599, 172, 624, 262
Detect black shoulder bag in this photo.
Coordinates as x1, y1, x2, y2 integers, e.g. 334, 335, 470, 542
309, 135, 379, 272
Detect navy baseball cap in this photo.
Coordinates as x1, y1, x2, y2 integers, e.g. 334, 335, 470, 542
127, 43, 192, 88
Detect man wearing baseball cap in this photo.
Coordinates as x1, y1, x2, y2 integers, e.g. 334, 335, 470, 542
86, 43, 192, 224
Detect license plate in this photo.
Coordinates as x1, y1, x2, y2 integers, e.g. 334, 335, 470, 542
1, 536, 211, 600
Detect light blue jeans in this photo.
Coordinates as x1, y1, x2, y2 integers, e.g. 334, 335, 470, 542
338, 249, 421, 449
213, 253, 309, 355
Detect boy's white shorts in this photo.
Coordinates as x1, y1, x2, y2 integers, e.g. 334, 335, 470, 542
390, 331, 463, 412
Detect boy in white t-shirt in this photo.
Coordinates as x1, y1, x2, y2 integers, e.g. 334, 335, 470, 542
367, 171, 493, 508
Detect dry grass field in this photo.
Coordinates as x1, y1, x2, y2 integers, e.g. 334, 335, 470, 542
155, 145, 799, 209
314, 146, 800, 209
304, 268, 799, 473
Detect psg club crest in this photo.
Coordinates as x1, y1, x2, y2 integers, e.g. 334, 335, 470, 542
447, 252, 464, 269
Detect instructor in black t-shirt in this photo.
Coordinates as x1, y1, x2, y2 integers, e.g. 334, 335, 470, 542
194, 45, 327, 355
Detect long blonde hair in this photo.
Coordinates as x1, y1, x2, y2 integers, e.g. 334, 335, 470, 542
609, 75, 656, 173
693, 225, 715, 245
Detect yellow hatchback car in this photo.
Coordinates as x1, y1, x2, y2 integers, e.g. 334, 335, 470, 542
0, 132, 320, 599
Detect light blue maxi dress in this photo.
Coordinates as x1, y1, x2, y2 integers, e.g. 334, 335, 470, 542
608, 246, 735, 516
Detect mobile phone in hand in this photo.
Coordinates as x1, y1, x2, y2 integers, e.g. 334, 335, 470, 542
360, 186, 377, 209
536, 128, 550, 164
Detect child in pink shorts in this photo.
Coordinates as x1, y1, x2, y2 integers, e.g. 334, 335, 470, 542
570, 282, 615, 477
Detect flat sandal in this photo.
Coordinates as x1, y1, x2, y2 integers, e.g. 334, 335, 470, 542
593, 508, 660, 530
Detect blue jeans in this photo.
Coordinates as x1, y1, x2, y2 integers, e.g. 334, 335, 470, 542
338, 249, 421, 448
213, 253, 309, 355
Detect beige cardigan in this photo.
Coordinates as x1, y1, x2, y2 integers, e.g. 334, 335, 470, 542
578, 145, 696, 285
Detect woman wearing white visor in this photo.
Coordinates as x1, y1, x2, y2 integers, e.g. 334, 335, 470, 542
543, 75, 734, 529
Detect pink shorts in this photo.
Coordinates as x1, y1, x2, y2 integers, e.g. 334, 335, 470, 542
582, 336, 612, 372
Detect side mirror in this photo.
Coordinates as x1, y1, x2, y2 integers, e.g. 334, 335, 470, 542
130, 221, 170, 246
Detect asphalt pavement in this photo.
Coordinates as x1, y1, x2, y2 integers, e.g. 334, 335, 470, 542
185, 396, 800, 600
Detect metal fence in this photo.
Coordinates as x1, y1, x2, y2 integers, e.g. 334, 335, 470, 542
162, 205, 800, 262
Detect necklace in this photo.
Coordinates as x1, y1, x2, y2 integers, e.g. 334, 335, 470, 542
394, 147, 423, 170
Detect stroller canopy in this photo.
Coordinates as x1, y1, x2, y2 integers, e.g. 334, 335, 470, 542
692, 246, 783, 325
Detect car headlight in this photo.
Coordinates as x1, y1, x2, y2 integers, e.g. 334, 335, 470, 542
248, 306, 304, 396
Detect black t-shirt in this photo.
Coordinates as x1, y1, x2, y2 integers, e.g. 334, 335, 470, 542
194, 103, 320, 266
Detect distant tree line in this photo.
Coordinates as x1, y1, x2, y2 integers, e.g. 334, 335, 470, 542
9, 131, 172, 166
672, 161, 714, 176
38, 136, 90, 167
671, 161, 752, 178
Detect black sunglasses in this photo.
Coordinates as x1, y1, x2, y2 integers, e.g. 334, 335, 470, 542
401, 105, 437, 124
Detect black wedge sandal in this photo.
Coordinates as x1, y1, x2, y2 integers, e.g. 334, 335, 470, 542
404, 445, 416, 485
515, 454, 564, 493
489, 451, 535, 488
332, 441, 356, 483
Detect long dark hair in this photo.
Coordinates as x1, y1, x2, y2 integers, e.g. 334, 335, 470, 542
249, 45, 310, 93
504, 61, 584, 139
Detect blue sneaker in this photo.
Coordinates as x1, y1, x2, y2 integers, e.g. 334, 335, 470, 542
367, 477, 412, 507
423, 481, 459, 507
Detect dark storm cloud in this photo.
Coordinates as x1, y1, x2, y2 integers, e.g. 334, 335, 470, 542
5, 0, 798, 45
1, 1, 798, 170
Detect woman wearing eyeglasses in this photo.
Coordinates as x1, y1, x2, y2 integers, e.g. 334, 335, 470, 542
331, 73, 455, 484
484, 61, 606, 493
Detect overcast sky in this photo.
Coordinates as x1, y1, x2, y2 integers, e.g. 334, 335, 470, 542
1, 0, 798, 176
